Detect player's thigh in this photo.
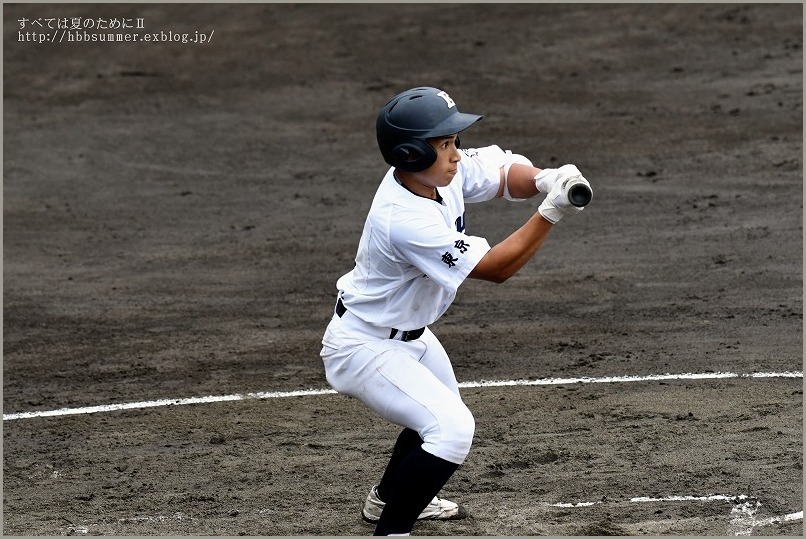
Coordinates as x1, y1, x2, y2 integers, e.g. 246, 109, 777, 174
327, 339, 462, 429
416, 328, 460, 397
324, 339, 474, 462
369, 349, 474, 463
322, 330, 456, 399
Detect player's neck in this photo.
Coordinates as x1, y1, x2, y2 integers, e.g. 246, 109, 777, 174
394, 171, 438, 200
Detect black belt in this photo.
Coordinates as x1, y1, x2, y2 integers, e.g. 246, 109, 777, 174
336, 298, 425, 342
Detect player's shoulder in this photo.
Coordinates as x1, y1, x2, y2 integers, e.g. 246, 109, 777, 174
459, 144, 507, 166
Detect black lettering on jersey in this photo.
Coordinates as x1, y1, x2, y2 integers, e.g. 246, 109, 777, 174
454, 239, 469, 253
441, 252, 458, 268
455, 213, 465, 233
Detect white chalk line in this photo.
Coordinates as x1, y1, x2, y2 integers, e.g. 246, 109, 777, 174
3, 370, 801, 421
728, 496, 803, 536
547, 494, 803, 535
61, 495, 802, 536
17, 371, 797, 535
63, 512, 194, 535
118, 512, 194, 524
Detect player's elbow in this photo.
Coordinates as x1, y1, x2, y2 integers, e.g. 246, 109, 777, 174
469, 266, 515, 284
486, 271, 512, 284
495, 272, 518, 284
470, 249, 526, 283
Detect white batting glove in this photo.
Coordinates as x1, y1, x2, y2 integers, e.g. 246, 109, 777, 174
537, 172, 591, 224
534, 164, 583, 193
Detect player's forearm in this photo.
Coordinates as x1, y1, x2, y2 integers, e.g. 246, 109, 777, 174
468, 211, 553, 283
504, 163, 541, 199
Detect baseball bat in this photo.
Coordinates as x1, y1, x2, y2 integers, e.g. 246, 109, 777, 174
565, 177, 593, 207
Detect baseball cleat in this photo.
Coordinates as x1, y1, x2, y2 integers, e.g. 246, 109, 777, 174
362, 485, 468, 523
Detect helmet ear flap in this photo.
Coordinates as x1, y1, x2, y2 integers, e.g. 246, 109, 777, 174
391, 143, 418, 162
391, 141, 437, 172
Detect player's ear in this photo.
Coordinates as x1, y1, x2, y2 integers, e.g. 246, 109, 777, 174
455, 136, 461, 149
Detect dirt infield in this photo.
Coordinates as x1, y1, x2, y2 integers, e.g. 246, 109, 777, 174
3, 3, 802, 536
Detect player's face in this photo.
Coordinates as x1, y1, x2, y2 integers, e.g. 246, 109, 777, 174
426, 135, 462, 186
396, 135, 462, 199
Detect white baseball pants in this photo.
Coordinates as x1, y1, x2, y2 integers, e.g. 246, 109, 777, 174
320, 308, 475, 465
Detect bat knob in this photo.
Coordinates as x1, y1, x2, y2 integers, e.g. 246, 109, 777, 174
568, 182, 592, 207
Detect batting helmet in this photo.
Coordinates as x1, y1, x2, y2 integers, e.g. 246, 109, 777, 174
376, 87, 483, 172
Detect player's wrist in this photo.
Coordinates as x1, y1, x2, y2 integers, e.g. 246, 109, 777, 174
534, 164, 583, 193
537, 170, 591, 223
537, 202, 571, 224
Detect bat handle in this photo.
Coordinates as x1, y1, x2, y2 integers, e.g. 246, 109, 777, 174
567, 181, 592, 207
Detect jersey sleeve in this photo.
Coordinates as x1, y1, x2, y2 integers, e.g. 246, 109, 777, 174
390, 207, 491, 295
458, 145, 510, 203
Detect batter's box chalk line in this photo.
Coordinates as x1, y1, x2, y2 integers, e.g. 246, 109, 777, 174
3, 370, 802, 421
60, 513, 193, 535
546, 493, 803, 536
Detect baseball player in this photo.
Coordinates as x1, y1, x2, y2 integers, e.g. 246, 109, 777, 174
320, 86, 591, 535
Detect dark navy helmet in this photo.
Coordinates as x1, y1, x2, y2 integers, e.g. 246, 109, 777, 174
376, 87, 483, 172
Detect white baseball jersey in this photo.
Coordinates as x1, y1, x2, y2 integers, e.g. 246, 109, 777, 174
336, 145, 511, 330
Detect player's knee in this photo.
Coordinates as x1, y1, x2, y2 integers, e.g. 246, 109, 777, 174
449, 407, 476, 460
425, 405, 475, 464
